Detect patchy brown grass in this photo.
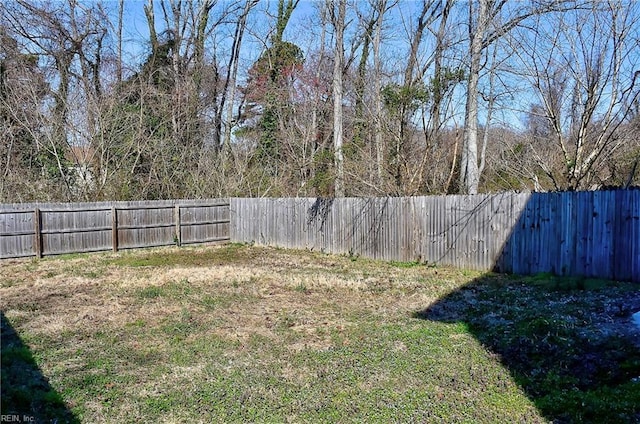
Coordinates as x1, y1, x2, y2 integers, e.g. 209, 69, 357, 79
1, 245, 455, 342
2, 244, 638, 423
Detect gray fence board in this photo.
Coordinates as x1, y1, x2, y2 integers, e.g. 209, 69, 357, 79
1, 199, 230, 258
230, 191, 639, 282
3, 192, 638, 282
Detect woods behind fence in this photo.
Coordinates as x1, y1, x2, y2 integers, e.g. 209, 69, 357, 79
1, 191, 639, 282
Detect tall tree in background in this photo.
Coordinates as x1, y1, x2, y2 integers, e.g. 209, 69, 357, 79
241, 0, 302, 175
1, 0, 109, 200
371, 0, 388, 188
0, 28, 51, 200
352, 1, 384, 151
374, 0, 462, 195
218, 0, 258, 155
329, 0, 346, 197
391, 0, 438, 193
104, 0, 239, 199
460, 0, 574, 194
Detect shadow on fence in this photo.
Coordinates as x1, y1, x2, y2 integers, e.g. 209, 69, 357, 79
413, 190, 640, 422
234, 190, 639, 280
1, 312, 79, 423
493, 190, 640, 282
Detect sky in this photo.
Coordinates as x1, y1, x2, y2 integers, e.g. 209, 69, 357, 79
19, 0, 636, 132
118, 0, 320, 68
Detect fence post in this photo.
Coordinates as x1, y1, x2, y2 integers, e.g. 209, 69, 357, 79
112, 206, 118, 252
34, 207, 42, 258
174, 204, 181, 246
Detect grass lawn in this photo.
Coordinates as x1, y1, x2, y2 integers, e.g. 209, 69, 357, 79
1, 244, 639, 423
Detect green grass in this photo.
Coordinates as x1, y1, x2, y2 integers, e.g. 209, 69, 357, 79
1, 244, 639, 423
416, 273, 640, 423
389, 259, 422, 268
1, 313, 79, 423
106, 243, 251, 268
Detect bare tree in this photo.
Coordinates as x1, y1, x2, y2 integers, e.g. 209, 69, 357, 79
1, 0, 111, 200
460, 0, 575, 194
0, 28, 52, 200
372, 0, 387, 187
370, 0, 461, 196
512, 0, 640, 190
220, 1, 259, 154
117, 0, 124, 84
329, 0, 347, 197
388, 0, 441, 193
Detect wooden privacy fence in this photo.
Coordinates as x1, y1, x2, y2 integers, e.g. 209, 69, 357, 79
231, 190, 640, 282
1, 191, 638, 282
0, 199, 230, 259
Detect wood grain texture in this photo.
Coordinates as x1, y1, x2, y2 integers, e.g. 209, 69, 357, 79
2, 192, 637, 282
1, 200, 229, 258
230, 190, 639, 282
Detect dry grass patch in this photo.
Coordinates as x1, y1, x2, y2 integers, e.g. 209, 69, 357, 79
2, 244, 638, 423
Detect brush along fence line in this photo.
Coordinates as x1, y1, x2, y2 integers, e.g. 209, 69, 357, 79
1, 191, 638, 282
0, 199, 230, 258
230, 190, 639, 282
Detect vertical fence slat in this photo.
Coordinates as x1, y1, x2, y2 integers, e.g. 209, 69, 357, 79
1, 193, 637, 282
174, 205, 181, 247
34, 208, 42, 258
112, 207, 118, 252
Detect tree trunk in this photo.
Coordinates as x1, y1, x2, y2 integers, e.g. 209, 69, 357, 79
144, 0, 159, 59
372, 0, 387, 187
460, 0, 488, 195
117, 0, 124, 84
353, 14, 376, 147
222, 0, 257, 154
331, 0, 346, 197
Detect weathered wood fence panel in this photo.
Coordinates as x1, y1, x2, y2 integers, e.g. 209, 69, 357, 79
230, 190, 639, 282
2, 192, 638, 281
0, 209, 36, 258
0, 200, 230, 258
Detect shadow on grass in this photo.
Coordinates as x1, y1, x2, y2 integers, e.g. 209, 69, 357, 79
1, 311, 78, 424
414, 273, 640, 423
